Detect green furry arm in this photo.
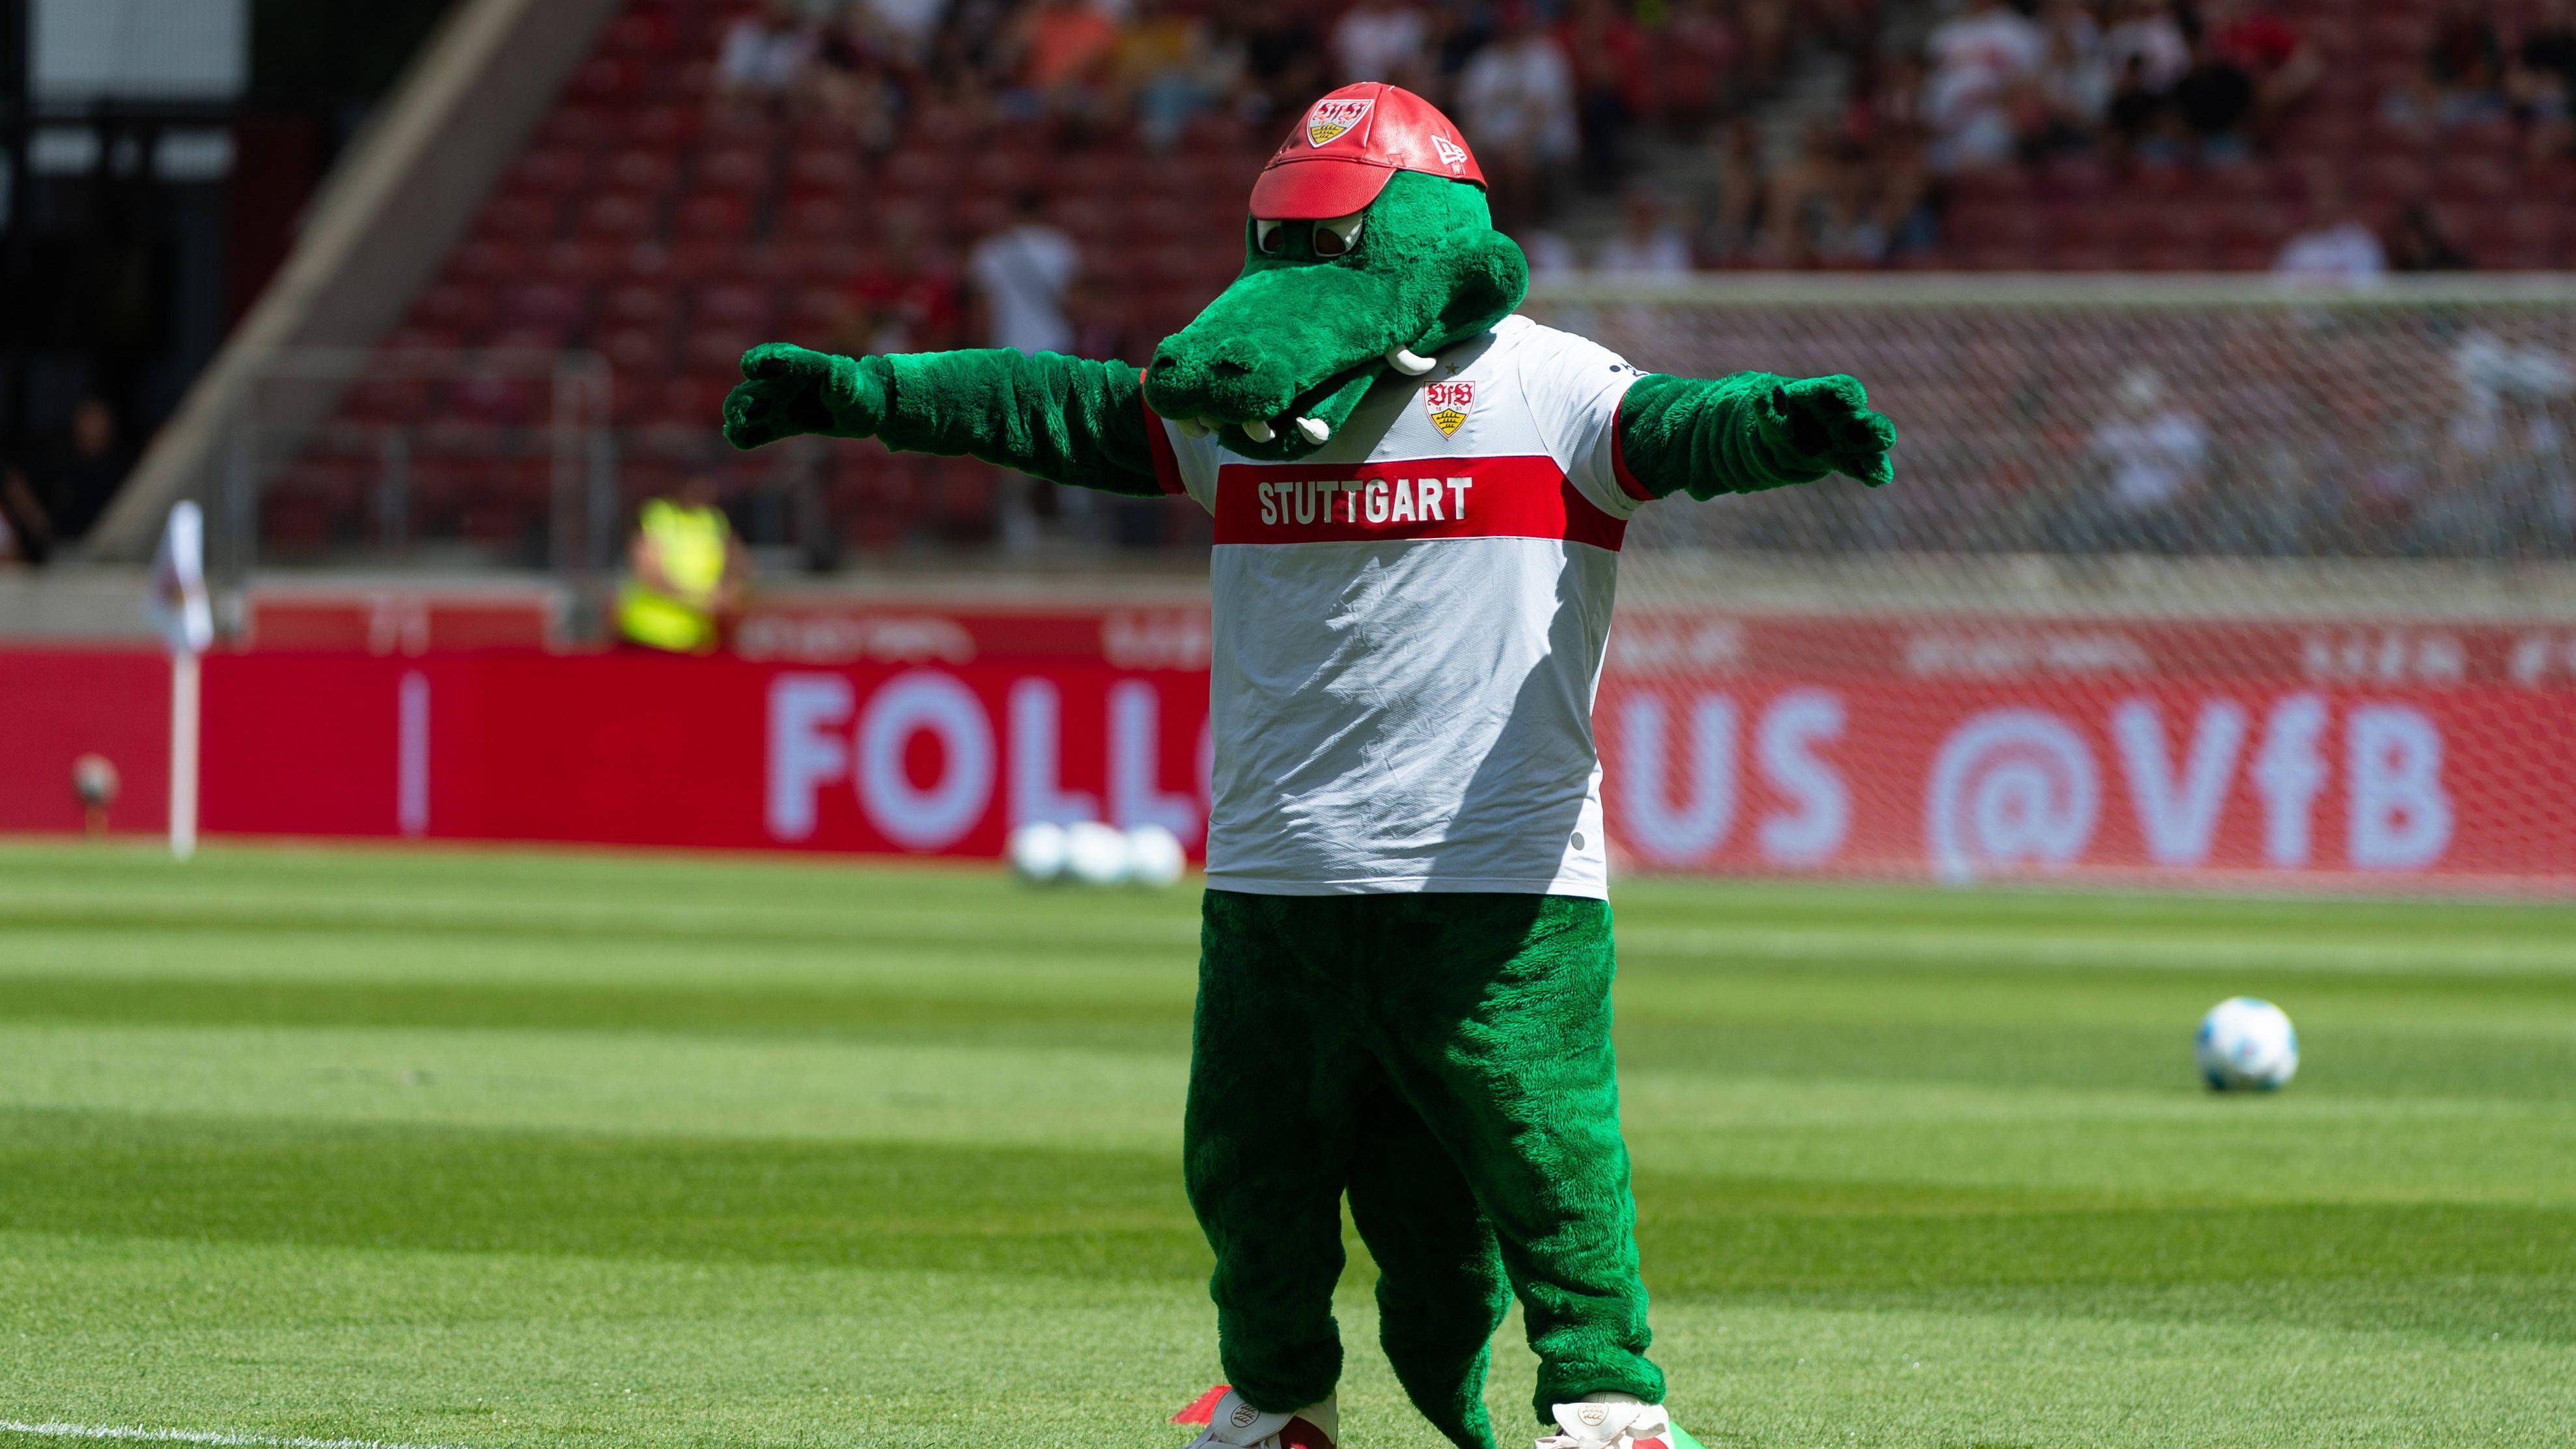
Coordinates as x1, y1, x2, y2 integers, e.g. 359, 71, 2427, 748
722, 343, 1164, 498
1616, 371, 1896, 501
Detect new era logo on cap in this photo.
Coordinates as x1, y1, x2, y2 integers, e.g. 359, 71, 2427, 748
1252, 83, 1487, 219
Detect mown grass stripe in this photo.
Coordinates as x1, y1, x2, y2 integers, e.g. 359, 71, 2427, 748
0, 1422, 475, 1449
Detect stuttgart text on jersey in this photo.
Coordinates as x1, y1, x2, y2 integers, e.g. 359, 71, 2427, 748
1212, 456, 1628, 550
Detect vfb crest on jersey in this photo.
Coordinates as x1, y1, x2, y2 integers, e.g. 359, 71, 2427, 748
1306, 97, 1375, 147
1425, 380, 1473, 437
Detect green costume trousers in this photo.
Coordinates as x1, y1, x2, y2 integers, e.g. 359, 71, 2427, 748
1185, 890, 1664, 1449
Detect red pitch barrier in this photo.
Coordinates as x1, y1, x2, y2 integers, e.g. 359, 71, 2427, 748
8, 618, 2575, 890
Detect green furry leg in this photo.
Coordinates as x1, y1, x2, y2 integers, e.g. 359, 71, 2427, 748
1349, 1075, 1510, 1449
1186, 892, 1665, 1441
1184, 905, 1355, 1415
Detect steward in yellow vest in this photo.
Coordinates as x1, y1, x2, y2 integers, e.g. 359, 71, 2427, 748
617, 490, 748, 653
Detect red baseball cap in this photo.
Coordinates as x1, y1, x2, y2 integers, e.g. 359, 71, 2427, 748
1248, 83, 1486, 220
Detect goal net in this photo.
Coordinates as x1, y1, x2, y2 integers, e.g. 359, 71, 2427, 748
1520, 275, 2576, 890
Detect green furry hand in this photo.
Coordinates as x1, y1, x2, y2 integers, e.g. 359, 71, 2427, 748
1767, 374, 1896, 488
1617, 370, 1897, 499
722, 343, 885, 449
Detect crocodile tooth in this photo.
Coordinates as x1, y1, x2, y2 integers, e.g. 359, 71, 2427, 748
1175, 417, 1211, 438
1295, 416, 1330, 444
1242, 419, 1276, 443
1386, 346, 1436, 376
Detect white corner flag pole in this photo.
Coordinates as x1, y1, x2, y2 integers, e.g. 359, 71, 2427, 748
149, 501, 214, 861
169, 650, 201, 860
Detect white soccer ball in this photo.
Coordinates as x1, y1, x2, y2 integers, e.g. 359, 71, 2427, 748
1006, 821, 1069, 884
1062, 821, 1131, 887
1124, 823, 1187, 888
2196, 997, 2299, 1091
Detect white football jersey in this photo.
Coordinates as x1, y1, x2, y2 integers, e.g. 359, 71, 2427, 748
1145, 315, 1650, 897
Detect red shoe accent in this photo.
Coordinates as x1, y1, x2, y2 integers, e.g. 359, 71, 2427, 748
1279, 1418, 1336, 1449
1632, 1439, 1669, 1449
1173, 1386, 1231, 1426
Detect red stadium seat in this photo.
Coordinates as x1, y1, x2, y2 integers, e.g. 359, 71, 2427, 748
772, 239, 866, 285
539, 106, 617, 150
673, 193, 751, 241
668, 60, 716, 100
343, 374, 437, 427
602, 281, 677, 330
699, 107, 779, 150
578, 193, 662, 242
499, 281, 592, 337
684, 328, 763, 373
597, 326, 676, 384
693, 146, 774, 195
602, 147, 681, 195
2355, 154, 2432, 205
413, 283, 497, 337
571, 57, 651, 107
624, 103, 703, 150
784, 149, 863, 199
787, 286, 850, 332
777, 195, 854, 241
693, 281, 775, 331
479, 193, 561, 242
505, 147, 593, 195
2434, 155, 2517, 204
600, 12, 679, 57
445, 237, 535, 282
535, 238, 624, 283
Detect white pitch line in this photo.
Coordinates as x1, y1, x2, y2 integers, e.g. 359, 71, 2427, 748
0, 1422, 484, 1449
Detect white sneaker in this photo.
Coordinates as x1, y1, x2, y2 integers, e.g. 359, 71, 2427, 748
1182, 1388, 1337, 1449
1536, 1400, 1702, 1449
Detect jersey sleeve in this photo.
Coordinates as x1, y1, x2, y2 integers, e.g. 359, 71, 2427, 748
1519, 324, 1649, 520
1141, 400, 1223, 513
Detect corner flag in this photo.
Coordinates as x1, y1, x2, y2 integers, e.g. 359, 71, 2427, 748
148, 502, 212, 858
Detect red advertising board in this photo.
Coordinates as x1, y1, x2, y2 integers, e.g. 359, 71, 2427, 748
10, 624, 2576, 890
0, 649, 172, 834
1595, 679, 2576, 887
198, 653, 1210, 858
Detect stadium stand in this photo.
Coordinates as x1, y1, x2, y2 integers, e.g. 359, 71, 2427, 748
258, 0, 2576, 558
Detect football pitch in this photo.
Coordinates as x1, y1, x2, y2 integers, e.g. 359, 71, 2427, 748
1, 843, 2571, 1449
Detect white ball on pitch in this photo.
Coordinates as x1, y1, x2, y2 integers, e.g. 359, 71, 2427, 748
1006, 821, 1069, 883
2196, 996, 2299, 1091
1062, 821, 1130, 887
1124, 823, 1186, 888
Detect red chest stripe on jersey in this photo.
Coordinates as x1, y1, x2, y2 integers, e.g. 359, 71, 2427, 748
1213, 455, 1626, 550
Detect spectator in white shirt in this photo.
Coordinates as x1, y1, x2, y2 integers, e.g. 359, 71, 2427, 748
968, 191, 1081, 356
718, 0, 819, 101
2103, 0, 2192, 94
1922, 0, 2046, 172
1331, 0, 1431, 87
1457, 7, 1578, 227
2088, 367, 2208, 551
2273, 173, 2387, 285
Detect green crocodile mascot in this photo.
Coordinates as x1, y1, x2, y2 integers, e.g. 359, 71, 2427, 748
725, 82, 1894, 1449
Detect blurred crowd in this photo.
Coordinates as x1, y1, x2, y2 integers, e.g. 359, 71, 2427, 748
699, 0, 1886, 270
699, 0, 2576, 279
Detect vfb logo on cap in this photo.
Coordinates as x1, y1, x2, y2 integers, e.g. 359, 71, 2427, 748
1425, 380, 1474, 437
1306, 97, 1375, 147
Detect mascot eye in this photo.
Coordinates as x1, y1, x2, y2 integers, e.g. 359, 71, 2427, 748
1255, 219, 1284, 255
1313, 214, 1364, 257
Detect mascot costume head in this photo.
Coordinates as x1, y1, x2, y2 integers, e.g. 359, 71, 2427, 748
1145, 83, 1528, 458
